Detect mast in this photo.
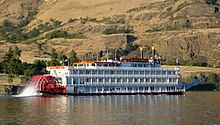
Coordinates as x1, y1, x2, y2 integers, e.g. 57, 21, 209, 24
152, 46, 155, 67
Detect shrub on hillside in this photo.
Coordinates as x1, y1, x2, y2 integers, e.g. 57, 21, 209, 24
187, 56, 208, 67
45, 30, 68, 39
103, 27, 132, 35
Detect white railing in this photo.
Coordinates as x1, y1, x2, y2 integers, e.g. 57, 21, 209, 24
70, 74, 180, 78
70, 66, 180, 71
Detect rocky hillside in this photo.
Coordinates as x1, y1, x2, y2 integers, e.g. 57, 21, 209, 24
0, 0, 220, 67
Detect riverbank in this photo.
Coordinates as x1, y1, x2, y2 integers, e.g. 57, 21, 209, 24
0, 84, 25, 95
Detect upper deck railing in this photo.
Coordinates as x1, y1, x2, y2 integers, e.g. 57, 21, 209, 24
66, 66, 180, 71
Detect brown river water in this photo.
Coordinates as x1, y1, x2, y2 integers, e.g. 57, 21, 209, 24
0, 92, 220, 125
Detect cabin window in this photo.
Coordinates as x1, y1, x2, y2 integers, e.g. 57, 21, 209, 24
99, 78, 103, 82
85, 78, 89, 82
139, 87, 143, 91
79, 78, 83, 84
123, 78, 127, 82
92, 78, 97, 82
128, 78, 133, 82
146, 78, 150, 82
92, 70, 97, 74
168, 71, 172, 75
79, 70, 84, 74
145, 86, 148, 90
157, 78, 161, 82
150, 87, 154, 90
123, 71, 127, 74
111, 78, 115, 82
116, 88, 120, 91
128, 87, 132, 91
134, 78, 138, 82
117, 70, 122, 74
151, 78, 155, 82
98, 88, 102, 91
146, 71, 150, 74
105, 78, 109, 82
105, 70, 110, 74
128, 71, 133, 74
140, 78, 144, 82
134, 71, 138, 74
162, 78, 166, 82
140, 71, 144, 75
117, 78, 121, 82
162, 71, 166, 75
88, 78, 91, 82
156, 71, 161, 75
73, 78, 78, 84
99, 70, 103, 74
151, 71, 155, 75
92, 64, 95, 66
86, 70, 90, 74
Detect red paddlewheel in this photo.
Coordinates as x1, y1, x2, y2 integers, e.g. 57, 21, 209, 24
27, 75, 66, 94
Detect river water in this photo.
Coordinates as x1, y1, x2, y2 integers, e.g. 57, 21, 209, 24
0, 92, 220, 125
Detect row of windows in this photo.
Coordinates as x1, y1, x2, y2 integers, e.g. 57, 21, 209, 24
91, 86, 176, 92
70, 70, 177, 75
67, 78, 178, 84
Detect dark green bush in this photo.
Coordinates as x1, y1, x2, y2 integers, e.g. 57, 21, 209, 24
45, 30, 68, 39
103, 27, 132, 35
187, 56, 208, 67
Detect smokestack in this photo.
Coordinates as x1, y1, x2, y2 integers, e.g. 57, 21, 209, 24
140, 47, 143, 59
152, 46, 155, 67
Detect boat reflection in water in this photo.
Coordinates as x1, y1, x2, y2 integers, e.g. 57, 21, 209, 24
1, 93, 220, 125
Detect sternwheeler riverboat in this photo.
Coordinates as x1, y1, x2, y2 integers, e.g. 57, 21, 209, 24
26, 47, 205, 95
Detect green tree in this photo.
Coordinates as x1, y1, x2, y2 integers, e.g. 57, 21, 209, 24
207, 73, 219, 84
13, 46, 22, 59
69, 50, 79, 65
2, 46, 23, 82
3, 47, 14, 62
2, 20, 14, 31
48, 48, 59, 66
26, 28, 40, 38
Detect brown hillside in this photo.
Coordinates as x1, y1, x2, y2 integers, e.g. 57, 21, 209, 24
0, 0, 220, 67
